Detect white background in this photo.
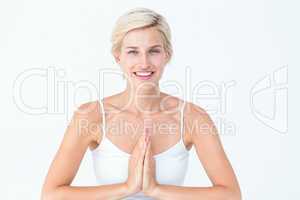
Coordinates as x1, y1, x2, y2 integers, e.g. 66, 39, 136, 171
0, 0, 298, 199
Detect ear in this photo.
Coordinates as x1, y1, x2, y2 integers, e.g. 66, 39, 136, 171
113, 52, 121, 64
165, 53, 171, 64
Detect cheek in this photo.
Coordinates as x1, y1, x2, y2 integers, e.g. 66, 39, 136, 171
150, 54, 167, 67
119, 54, 137, 71
123, 54, 141, 65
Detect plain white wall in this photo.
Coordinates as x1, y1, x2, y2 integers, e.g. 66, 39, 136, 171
0, 0, 298, 199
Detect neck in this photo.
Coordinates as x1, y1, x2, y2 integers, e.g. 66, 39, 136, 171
121, 83, 162, 115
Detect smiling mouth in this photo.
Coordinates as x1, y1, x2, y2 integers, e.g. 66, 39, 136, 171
133, 71, 155, 80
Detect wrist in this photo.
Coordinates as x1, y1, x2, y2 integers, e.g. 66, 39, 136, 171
145, 183, 161, 198
122, 182, 135, 196
123, 181, 138, 196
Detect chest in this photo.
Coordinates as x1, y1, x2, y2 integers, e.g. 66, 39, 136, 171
104, 111, 183, 155
92, 138, 190, 186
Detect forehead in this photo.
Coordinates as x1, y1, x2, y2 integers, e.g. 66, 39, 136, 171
122, 27, 164, 49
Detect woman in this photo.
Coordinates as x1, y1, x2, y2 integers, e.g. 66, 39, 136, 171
41, 8, 241, 200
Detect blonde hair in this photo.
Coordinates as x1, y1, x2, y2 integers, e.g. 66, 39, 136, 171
111, 8, 173, 61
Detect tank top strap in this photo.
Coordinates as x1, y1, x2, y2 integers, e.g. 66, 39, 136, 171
99, 98, 106, 138
180, 100, 186, 141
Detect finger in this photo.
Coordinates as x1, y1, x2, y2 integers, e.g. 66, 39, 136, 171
141, 131, 150, 155
137, 146, 146, 175
132, 134, 145, 155
133, 130, 149, 160
145, 127, 149, 138
144, 140, 151, 170
138, 138, 148, 162
139, 134, 146, 149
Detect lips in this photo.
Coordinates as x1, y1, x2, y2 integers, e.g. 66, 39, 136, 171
133, 71, 155, 80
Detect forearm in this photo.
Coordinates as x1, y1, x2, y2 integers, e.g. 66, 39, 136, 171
150, 185, 241, 200
42, 182, 132, 200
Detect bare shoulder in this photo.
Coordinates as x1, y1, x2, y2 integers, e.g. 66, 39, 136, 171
159, 92, 183, 111
76, 100, 101, 117
184, 101, 210, 121
73, 100, 103, 145
184, 101, 217, 140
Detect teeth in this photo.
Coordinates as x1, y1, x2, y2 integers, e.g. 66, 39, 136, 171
135, 71, 153, 76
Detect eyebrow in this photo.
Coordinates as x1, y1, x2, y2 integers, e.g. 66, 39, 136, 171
125, 45, 163, 49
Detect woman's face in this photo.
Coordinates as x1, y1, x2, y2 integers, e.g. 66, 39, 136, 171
115, 26, 169, 87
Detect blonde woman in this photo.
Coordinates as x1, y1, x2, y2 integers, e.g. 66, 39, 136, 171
41, 8, 241, 200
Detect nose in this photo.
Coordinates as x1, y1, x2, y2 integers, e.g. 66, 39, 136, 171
139, 53, 151, 69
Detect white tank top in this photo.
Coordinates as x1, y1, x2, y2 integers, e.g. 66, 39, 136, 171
90, 99, 189, 199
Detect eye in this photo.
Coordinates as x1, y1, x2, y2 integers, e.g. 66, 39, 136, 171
149, 49, 161, 54
128, 50, 138, 55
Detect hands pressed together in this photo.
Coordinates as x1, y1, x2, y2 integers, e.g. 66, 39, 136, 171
125, 128, 158, 197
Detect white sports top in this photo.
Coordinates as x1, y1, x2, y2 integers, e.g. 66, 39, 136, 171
90, 99, 190, 199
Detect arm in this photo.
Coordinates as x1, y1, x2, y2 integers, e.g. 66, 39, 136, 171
149, 103, 241, 200
42, 184, 129, 200
41, 101, 132, 200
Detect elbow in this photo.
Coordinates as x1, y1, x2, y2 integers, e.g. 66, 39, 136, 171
227, 186, 242, 200
216, 184, 241, 200
41, 184, 50, 200
41, 189, 56, 200
41, 193, 51, 200
41, 186, 62, 200
41, 190, 52, 200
